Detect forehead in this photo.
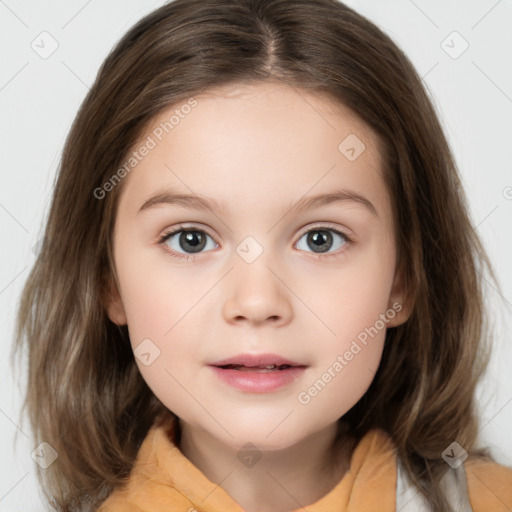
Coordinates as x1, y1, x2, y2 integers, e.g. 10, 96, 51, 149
116, 81, 389, 219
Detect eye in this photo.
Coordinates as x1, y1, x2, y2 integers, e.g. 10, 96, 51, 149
158, 225, 218, 260
295, 225, 352, 258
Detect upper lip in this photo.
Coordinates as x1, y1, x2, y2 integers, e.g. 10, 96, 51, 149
209, 353, 306, 367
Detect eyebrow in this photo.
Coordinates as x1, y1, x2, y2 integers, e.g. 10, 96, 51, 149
137, 187, 377, 217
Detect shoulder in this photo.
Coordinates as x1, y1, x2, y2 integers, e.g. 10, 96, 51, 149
465, 455, 512, 511
96, 499, 143, 512
95, 481, 195, 512
348, 427, 397, 473
94, 417, 195, 512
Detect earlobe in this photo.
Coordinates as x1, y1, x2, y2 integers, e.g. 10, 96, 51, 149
102, 276, 128, 326
386, 267, 413, 328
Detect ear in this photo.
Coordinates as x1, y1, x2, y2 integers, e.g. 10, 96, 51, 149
386, 265, 413, 328
101, 275, 128, 326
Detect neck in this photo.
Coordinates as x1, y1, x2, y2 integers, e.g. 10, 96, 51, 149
178, 418, 355, 512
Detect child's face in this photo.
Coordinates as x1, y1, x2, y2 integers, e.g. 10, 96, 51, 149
105, 81, 408, 449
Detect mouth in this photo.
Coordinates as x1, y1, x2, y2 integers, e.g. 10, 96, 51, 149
208, 353, 307, 393
209, 353, 306, 369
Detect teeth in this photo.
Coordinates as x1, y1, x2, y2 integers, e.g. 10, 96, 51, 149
219, 363, 293, 370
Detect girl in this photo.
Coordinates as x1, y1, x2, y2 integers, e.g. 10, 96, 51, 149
13, 0, 512, 511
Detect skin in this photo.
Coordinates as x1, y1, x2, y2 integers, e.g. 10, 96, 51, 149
104, 80, 411, 512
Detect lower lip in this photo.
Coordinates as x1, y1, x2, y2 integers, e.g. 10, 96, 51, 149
209, 366, 307, 393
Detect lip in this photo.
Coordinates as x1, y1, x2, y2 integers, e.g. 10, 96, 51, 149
208, 353, 307, 393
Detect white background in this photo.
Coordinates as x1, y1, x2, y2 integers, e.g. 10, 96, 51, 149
1, 0, 511, 509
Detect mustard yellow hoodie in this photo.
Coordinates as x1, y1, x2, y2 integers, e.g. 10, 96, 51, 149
97, 416, 512, 511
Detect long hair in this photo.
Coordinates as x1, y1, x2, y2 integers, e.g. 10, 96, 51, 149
12, 0, 499, 510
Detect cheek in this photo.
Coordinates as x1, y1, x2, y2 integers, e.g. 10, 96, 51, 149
119, 270, 202, 413
294, 237, 394, 409
296, 333, 385, 423
304, 240, 396, 347
296, 294, 390, 420
115, 254, 209, 392
116, 246, 196, 340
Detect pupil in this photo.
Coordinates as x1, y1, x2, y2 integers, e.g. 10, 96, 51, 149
308, 230, 332, 253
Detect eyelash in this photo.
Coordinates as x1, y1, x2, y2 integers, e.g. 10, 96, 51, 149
157, 223, 354, 261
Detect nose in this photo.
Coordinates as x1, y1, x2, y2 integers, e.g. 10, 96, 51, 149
221, 257, 293, 327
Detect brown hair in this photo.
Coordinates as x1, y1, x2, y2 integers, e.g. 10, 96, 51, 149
12, 0, 500, 510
